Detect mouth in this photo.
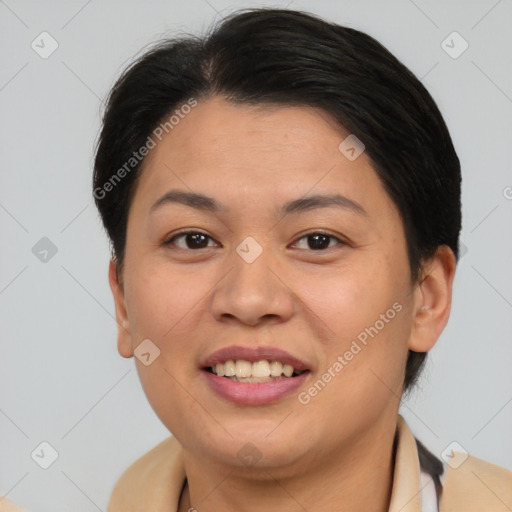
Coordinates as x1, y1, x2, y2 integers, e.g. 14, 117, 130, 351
200, 345, 311, 405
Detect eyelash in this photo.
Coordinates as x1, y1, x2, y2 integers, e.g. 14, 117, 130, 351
163, 230, 346, 252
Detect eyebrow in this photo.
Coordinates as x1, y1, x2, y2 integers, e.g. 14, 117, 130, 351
150, 189, 367, 217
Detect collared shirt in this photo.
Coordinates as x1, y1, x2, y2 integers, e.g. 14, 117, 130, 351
420, 466, 445, 512
103, 414, 511, 512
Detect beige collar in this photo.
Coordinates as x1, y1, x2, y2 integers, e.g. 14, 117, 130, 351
388, 415, 423, 512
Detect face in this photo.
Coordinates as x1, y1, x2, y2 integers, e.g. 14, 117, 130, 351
109, 96, 454, 475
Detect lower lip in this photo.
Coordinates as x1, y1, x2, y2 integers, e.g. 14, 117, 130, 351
201, 370, 310, 406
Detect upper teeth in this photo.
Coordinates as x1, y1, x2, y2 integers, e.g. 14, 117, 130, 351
211, 360, 299, 378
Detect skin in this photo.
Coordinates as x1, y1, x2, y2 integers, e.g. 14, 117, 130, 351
109, 96, 456, 512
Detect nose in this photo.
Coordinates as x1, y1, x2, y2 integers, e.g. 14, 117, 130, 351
210, 245, 295, 327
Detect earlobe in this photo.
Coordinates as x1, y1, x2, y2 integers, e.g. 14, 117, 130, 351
108, 259, 134, 358
408, 245, 457, 353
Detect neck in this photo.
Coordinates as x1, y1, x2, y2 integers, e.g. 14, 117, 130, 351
178, 414, 397, 512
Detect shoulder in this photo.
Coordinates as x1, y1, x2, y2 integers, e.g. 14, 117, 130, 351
0, 497, 26, 512
107, 435, 185, 512
440, 452, 512, 512
113, 435, 181, 481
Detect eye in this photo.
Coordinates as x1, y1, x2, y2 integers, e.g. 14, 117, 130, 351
292, 231, 345, 251
164, 231, 218, 250
164, 230, 346, 252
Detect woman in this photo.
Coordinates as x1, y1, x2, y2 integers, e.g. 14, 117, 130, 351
92, 8, 511, 512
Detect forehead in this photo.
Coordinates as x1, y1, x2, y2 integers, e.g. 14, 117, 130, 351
129, 96, 396, 222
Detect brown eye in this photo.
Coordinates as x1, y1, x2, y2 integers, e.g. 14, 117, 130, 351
165, 231, 217, 250
293, 232, 344, 251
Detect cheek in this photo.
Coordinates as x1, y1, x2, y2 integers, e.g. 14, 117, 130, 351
126, 258, 206, 344
293, 254, 411, 414
297, 310, 411, 438
124, 261, 211, 429
296, 256, 404, 343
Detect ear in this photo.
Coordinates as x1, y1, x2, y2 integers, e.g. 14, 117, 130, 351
108, 259, 134, 358
408, 245, 457, 352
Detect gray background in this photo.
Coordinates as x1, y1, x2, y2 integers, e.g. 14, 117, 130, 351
1, 0, 511, 510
